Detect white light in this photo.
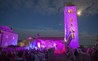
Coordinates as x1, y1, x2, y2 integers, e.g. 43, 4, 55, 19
64, 38, 67, 42
38, 42, 41, 48
77, 11, 82, 16
53, 43, 56, 47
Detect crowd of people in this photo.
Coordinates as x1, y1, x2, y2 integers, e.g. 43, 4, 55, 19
65, 44, 98, 61
0, 47, 48, 61
0, 44, 98, 61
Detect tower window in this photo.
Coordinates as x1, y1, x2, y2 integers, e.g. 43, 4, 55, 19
68, 9, 73, 13
70, 18, 73, 22
70, 24, 73, 26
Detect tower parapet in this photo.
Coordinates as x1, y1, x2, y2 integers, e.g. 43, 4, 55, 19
66, 2, 74, 6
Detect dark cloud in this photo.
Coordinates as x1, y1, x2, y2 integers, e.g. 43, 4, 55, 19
75, 0, 98, 15
0, 0, 97, 15
79, 32, 97, 45
33, 0, 66, 14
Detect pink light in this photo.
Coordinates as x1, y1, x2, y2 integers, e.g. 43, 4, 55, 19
13, 36, 15, 39
33, 39, 65, 54
28, 36, 32, 40
41, 45, 45, 48
53, 43, 56, 47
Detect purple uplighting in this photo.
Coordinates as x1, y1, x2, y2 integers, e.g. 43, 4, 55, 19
0, 26, 18, 47
64, 5, 79, 49
29, 38, 66, 54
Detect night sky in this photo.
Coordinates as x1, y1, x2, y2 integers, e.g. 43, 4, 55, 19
0, 0, 98, 45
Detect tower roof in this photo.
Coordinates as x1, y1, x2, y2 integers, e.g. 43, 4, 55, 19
66, 1, 74, 6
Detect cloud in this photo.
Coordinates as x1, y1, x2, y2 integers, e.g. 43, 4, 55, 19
75, 0, 98, 16
79, 31, 97, 45
0, 0, 97, 16
0, 0, 66, 15
33, 0, 66, 14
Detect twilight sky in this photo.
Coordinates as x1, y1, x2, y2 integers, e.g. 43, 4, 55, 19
0, 0, 98, 45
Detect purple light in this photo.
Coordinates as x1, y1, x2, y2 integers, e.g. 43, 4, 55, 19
6, 35, 8, 38
0, 26, 18, 47
13, 36, 15, 39
64, 6, 79, 49
38, 39, 65, 54
29, 38, 66, 54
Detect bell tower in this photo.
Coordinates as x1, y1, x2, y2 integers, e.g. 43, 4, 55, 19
64, 2, 79, 49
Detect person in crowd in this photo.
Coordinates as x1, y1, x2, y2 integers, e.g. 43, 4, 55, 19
16, 51, 24, 61
34, 52, 40, 61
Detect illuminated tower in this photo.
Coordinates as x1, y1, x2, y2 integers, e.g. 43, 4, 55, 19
64, 2, 79, 49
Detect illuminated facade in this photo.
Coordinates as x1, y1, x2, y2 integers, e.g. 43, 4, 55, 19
29, 37, 65, 54
0, 26, 18, 47
64, 4, 79, 49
